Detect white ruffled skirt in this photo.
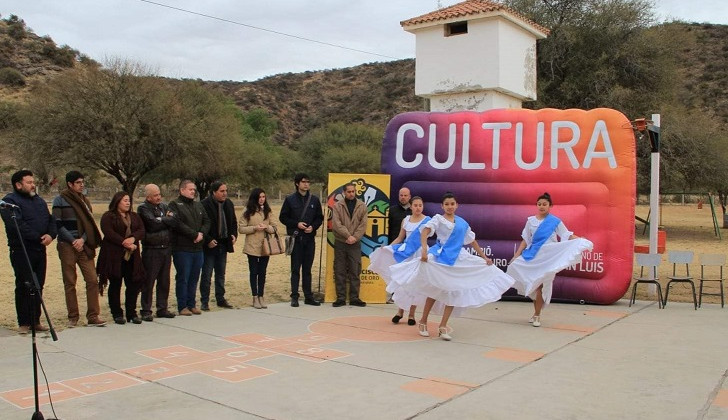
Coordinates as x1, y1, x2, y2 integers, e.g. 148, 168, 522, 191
369, 246, 428, 311
506, 238, 593, 305
387, 250, 515, 316
368, 245, 398, 284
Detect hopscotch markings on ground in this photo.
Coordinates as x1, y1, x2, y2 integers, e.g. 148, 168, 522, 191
1, 382, 84, 409
1, 330, 352, 408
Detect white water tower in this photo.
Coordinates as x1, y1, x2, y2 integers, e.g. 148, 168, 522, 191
401, 0, 549, 111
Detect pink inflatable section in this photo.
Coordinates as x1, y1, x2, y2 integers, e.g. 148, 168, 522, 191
381, 108, 636, 304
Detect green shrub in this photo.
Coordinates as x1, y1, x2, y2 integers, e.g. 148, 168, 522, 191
6, 15, 26, 40
0, 67, 25, 86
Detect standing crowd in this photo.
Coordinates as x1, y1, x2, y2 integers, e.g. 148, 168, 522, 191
2, 169, 592, 342
1, 170, 327, 333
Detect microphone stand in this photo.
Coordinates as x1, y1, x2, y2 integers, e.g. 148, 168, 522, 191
8, 208, 58, 420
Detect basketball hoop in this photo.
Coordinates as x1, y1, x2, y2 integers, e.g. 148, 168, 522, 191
629, 117, 659, 153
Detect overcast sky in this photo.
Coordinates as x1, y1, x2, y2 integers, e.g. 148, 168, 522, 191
2, 0, 726, 82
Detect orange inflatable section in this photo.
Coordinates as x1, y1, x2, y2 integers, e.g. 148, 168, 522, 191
381, 108, 636, 304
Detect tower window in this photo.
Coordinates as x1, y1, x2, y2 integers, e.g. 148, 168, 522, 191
446, 21, 468, 36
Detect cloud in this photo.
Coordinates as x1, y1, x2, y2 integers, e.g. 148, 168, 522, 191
3, 0, 726, 81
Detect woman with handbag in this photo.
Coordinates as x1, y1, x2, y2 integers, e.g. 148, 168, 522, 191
239, 188, 279, 309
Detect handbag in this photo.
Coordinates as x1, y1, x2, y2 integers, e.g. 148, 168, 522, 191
262, 227, 284, 256
284, 232, 296, 256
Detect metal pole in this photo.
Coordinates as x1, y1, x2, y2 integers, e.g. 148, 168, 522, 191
648, 114, 660, 254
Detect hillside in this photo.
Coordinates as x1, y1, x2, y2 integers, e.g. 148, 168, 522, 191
1, 14, 727, 147
671, 23, 728, 124
208, 59, 421, 145
0, 15, 96, 100
209, 23, 728, 145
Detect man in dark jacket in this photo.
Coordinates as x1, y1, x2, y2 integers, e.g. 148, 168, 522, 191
168, 180, 210, 316
137, 184, 176, 320
1, 170, 57, 334
279, 173, 323, 307
388, 187, 412, 244
200, 181, 237, 310
386, 187, 411, 303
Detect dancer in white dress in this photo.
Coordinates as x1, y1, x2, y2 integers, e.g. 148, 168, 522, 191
507, 192, 593, 327
369, 196, 429, 326
389, 192, 515, 341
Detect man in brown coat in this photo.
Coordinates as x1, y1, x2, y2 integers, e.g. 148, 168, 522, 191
51, 171, 106, 327
331, 183, 368, 307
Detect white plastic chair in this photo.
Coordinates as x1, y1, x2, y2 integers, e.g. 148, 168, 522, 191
630, 253, 663, 309
663, 250, 696, 310
698, 253, 725, 308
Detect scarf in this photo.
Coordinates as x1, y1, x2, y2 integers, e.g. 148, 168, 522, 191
521, 214, 561, 261
121, 212, 132, 261
428, 215, 468, 266
392, 216, 431, 263
60, 188, 101, 250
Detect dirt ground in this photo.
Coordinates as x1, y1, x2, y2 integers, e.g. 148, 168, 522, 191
0, 202, 724, 331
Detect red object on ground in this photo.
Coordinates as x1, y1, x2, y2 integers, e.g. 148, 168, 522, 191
634, 230, 666, 254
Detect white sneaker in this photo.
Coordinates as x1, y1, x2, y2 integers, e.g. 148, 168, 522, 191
532, 316, 541, 327
528, 316, 535, 324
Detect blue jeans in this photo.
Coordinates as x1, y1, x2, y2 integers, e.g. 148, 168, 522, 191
200, 245, 228, 304
173, 251, 203, 311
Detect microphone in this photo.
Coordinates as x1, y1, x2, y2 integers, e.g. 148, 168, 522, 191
0, 200, 20, 209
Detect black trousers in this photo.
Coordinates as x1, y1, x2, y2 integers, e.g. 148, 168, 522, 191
141, 247, 172, 315
289, 237, 316, 299
10, 247, 46, 327
107, 258, 143, 320
247, 254, 270, 296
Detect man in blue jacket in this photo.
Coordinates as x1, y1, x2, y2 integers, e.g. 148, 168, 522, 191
1, 170, 57, 334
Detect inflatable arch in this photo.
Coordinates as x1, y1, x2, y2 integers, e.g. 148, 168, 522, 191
381, 108, 636, 304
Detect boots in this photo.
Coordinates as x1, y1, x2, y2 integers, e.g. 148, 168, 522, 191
253, 296, 262, 309
258, 296, 267, 309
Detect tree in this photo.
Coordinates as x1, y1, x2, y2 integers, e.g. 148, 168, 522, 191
294, 122, 383, 183
238, 107, 278, 142
654, 105, 728, 215
233, 107, 288, 189
14, 59, 239, 196
501, 0, 728, 202
502, 0, 679, 118
156, 103, 286, 198
154, 84, 245, 199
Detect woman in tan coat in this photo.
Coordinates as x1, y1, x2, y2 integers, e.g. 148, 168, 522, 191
238, 188, 278, 308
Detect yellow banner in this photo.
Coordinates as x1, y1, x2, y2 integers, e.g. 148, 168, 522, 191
324, 173, 391, 303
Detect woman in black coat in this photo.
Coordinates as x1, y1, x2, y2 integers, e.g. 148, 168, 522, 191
97, 192, 146, 324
